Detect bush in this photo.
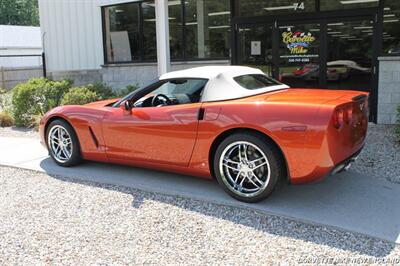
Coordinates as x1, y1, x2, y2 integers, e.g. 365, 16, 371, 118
0, 111, 13, 127
85, 83, 114, 100
115, 84, 139, 97
9, 78, 139, 127
11, 78, 72, 127
61, 87, 99, 106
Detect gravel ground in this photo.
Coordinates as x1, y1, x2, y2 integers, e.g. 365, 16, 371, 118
0, 127, 39, 139
0, 166, 399, 265
352, 124, 400, 184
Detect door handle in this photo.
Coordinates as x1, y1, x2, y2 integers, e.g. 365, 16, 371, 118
197, 107, 205, 121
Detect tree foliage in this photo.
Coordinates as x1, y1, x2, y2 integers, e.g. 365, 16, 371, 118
0, 0, 39, 26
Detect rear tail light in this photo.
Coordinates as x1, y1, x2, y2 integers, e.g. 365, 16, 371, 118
332, 107, 344, 129
332, 104, 354, 129
343, 104, 353, 124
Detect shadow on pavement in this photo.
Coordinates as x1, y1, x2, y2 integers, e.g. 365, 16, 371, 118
37, 157, 400, 256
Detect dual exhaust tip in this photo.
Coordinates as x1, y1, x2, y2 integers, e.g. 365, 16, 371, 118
331, 156, 358, 176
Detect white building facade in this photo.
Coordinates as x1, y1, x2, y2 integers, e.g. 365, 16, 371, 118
38, 0, 400, 124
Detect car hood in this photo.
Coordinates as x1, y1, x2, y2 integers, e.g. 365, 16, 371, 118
84, 99, 119, 108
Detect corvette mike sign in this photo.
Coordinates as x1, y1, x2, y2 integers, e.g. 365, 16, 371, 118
281, 30, 318, 63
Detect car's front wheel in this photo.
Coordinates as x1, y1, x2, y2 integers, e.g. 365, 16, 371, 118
46, 119, 82, 167
213, 132, 285, 203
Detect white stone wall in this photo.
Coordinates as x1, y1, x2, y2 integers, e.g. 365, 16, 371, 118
378, 57, 400, 124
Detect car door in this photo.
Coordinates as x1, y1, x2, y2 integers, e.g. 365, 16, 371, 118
102, 79, 206, 167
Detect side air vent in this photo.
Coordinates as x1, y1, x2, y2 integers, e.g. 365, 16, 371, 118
88, 126, 99, 147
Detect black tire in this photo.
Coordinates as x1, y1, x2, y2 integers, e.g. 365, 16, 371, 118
213, 132, 285, 203
46, 119, 82, 167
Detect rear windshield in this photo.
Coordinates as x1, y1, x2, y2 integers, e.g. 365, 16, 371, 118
234, 74, 281, 90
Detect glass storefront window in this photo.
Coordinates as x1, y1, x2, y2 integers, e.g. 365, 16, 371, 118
238, 0, 315, 17
103, 1, 156, 63
104, 3, 141, 63
185, 0, 231, 59
326, 20, 373, 91
382, 0, 400, 55
142, 2, 157, 60
320, 0, 378, 11
168, 0, 183, 60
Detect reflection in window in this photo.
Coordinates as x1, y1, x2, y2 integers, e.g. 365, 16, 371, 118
185, 0, 231, 59
382, 0, 400, 55
168, 0, 183, 60
142, 2, 156, 60
320, 0, 378, 11
103, 1, 156, 63
238, 0, 315, 17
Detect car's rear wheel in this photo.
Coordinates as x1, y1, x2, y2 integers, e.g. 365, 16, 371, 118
46, 119, 82, 167
213, 132, 284, 203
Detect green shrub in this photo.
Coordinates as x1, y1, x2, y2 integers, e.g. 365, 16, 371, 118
0, 111, 13, 127
115, 84, 139, 97
37, 79, 72, 113
61, 87, 99, 106
85, 83, 115, 100
11, 78, 73, 127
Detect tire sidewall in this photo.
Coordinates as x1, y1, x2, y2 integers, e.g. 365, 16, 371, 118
46, 119, 81, 167
213, 133, 281, 203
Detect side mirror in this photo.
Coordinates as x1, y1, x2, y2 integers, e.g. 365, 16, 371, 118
120, 100, 132, 111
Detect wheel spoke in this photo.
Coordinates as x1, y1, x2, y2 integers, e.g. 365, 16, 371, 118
247, 175, 261, 189
243, 144, 248, 161
224, 158, 240, 165
250, 157, 265, 165
234, 171, 241, 183
253, 161, 267, 170
237, 144, 242, 162
223, 163, 238, 172
251, 172, 265, 186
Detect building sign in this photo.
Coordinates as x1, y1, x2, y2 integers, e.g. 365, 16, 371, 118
281, 30, 318, 63
282, 31, 315, 54
251, 41, 261, 55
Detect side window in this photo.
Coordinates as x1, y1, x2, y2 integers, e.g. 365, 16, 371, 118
135, 79, 208, 107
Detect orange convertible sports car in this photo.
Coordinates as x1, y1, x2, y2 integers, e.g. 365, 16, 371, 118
39, 66, 368, 202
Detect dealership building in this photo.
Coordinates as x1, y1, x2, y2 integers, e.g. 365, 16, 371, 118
38, 0, 400, 123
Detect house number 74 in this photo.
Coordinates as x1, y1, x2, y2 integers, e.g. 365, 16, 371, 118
294, 2, 305, 10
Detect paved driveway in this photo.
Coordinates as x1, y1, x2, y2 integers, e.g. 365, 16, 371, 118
0, 136, 399, 244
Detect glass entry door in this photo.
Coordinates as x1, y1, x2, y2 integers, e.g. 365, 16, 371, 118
237, 24, 274, 76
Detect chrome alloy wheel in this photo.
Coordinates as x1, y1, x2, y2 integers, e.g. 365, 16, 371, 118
48, 125, 73, 163
219, 141, 271, 198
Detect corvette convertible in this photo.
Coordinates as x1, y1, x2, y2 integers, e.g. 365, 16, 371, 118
39, 66, 368, 202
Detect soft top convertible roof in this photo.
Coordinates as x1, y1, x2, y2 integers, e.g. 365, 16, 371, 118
159, 66, 289, 102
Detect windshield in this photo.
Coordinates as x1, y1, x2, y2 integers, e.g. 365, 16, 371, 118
234, 74, 281, 90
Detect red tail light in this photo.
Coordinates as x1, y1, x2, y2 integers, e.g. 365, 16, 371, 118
333, 104, 354, 129
343, 104, 353, 124
332, 107, 344, 129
